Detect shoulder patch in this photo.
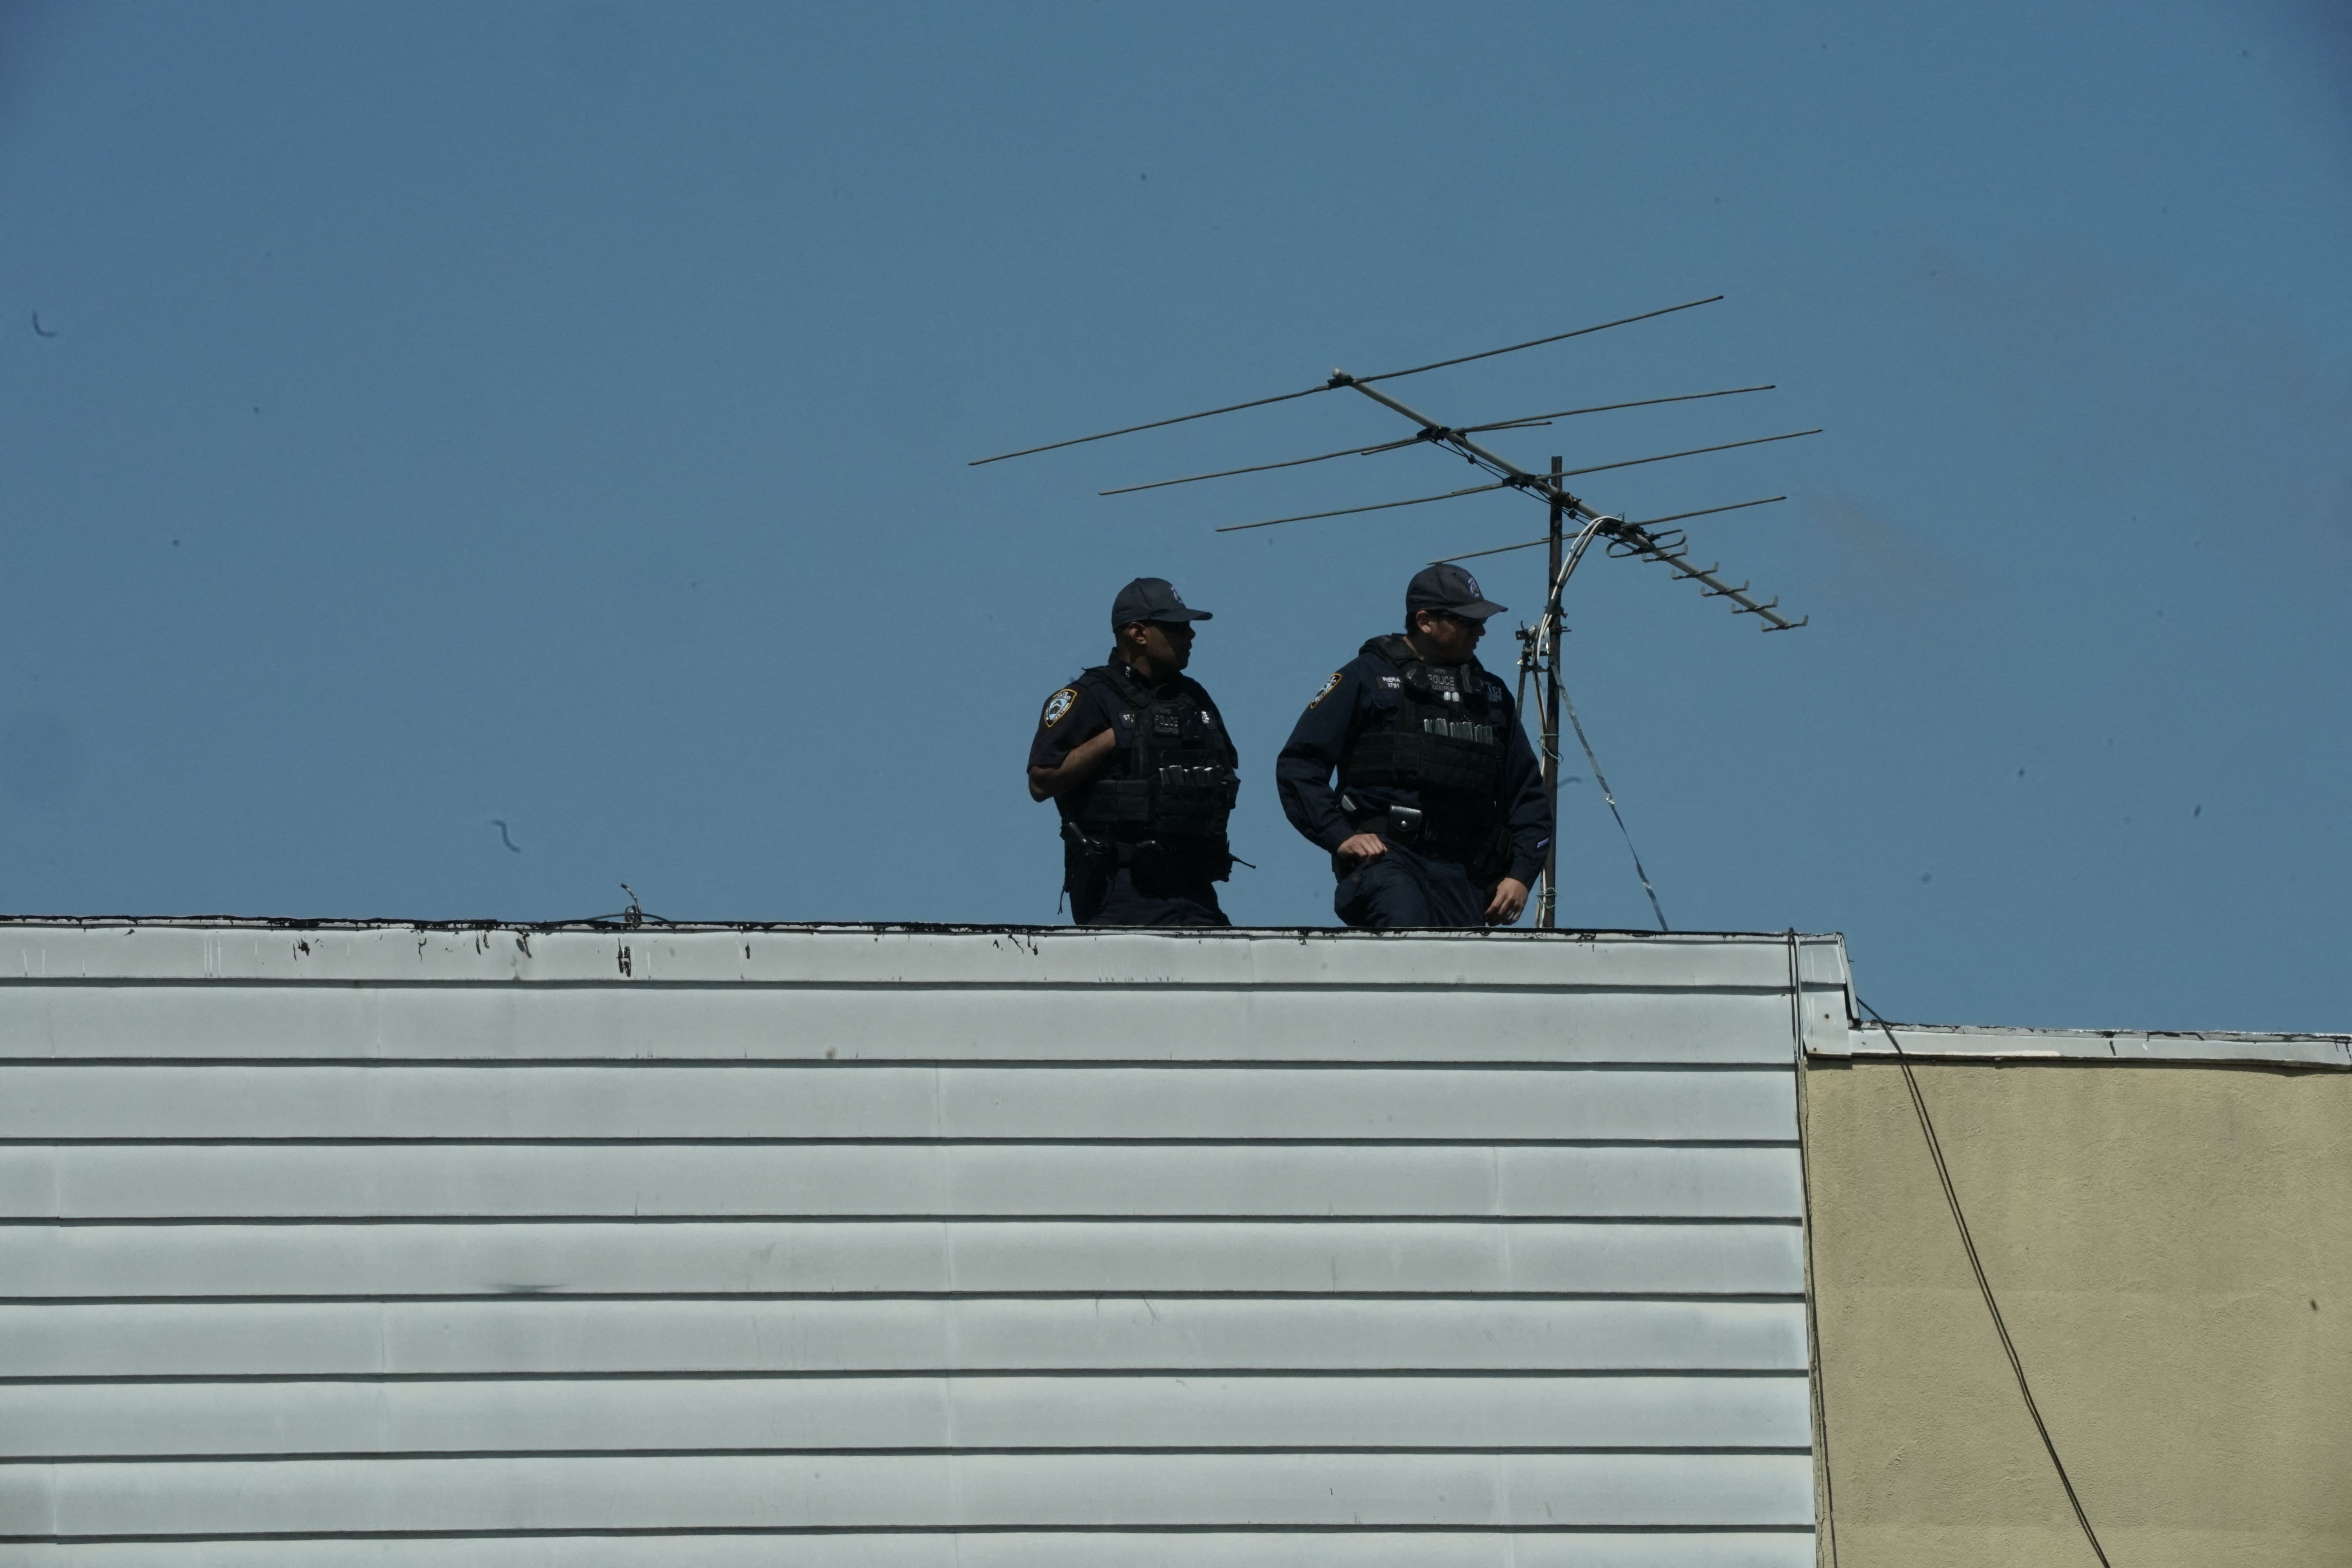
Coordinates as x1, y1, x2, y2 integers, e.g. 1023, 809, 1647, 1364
1308, 670, 1345, 709
1041, 688, 1078, 727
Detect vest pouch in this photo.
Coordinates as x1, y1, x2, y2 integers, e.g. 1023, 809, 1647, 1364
1411, 717, 1505, 795
1074, 778, 1155, 830
1149, 754, 1238, 837
1347, 726, 1503, 797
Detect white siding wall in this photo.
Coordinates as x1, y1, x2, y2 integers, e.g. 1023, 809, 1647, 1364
0, 923, 1849, 1566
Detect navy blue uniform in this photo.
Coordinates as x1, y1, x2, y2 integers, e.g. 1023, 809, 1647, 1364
1031, 666, 1237, 927
1276, 641, 1550, 928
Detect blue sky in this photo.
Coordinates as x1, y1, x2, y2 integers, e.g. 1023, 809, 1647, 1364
2, 1, 2346, 1032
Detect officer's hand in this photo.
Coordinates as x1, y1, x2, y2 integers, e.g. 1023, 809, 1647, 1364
1485, 877, 1530, 925
1336, 833, 1388, 864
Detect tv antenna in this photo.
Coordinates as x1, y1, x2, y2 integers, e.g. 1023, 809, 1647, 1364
971, 296, 1818, 929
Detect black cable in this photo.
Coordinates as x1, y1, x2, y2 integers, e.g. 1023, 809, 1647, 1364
1856, 999, 2113, 1566
1558, 687, 1668, 933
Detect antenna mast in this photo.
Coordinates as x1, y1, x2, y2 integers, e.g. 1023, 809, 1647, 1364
1540, 457, 1564, 929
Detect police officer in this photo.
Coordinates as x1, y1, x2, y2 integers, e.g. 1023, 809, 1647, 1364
1276, 563, 1551, 928
1028, 577, 1240, 926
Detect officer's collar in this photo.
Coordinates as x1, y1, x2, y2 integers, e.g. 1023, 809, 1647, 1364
1364, 633, 1484, 676
1102, 656, 1183, 698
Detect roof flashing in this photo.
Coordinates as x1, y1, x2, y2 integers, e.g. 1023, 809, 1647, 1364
1821, 1021, 2350, 1072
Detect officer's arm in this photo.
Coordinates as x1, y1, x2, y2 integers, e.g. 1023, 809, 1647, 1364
1274, 670, 1361, 853
1028, 688, 1116, 802
1028, 729, 1116, 802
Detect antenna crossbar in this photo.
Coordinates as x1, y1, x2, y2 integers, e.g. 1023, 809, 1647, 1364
1347, 296, 1722, 386
1102, 383, 1776, 497
1554, 428, 1820, 481
966, 296, 1722, 466
1100, 435, 1421, 496
968, 381, 1333, 468
1215, 479, 1516, 534
1468, 383, 1775, 431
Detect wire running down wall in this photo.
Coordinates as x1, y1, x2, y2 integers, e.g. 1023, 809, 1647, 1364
0, 921, 1849, 1566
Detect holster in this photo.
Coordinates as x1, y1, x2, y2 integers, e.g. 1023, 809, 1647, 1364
1063, 821, 1232, 886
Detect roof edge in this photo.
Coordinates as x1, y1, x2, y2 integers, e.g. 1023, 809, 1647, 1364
0, 914, 1843, 942
1815, 1020, 2350, 1071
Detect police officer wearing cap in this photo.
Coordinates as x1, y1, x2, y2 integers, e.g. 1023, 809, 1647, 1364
1028, 577, 1241, 926
1276, 563, 1551, 928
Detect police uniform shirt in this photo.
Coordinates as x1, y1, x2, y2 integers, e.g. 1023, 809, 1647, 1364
1029, 666, 1238, 829
1274, 644, 1551, 886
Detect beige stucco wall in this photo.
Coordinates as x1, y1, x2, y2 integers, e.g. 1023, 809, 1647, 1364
1800, 1056, 2352, 1566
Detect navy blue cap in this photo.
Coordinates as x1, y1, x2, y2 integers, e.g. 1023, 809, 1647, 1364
1406, 562, 1506, 621
1111, 577, 1212, 630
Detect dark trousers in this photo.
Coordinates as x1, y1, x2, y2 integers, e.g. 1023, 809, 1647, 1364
1070, 863, 1229, 927
1334, 842, 1488, 929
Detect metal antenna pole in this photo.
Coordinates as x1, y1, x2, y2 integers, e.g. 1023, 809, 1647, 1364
1540, 456, 1564, 929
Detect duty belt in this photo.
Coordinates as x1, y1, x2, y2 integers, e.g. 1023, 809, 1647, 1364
1348, 802, 1487, 855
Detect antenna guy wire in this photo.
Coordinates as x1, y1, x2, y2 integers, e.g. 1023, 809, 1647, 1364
1563, 682, 1669, 933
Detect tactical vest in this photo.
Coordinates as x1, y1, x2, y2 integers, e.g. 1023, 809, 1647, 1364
1342, 636, 1508, 800
1068, 663, 1239, 844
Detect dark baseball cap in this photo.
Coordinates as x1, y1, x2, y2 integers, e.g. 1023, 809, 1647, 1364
1406, 562, 1506, 621
1111, 577, 1213, 630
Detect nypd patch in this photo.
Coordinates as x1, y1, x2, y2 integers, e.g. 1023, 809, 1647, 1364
1042, 688, 1077, 727
1308, 671, 1344, 709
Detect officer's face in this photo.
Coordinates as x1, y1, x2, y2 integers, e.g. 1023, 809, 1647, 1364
1123, 619, 1194, 674
1411, 609, 1483, 663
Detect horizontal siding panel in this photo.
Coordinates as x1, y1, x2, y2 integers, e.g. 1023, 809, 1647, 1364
0, 1298, 1808, 1377
0, 987, 1798, 1065
2, 1145, 1804, 1220
0, 927, 1824, 1551
1, 1452, 1818, 1534
0, 1220, 1806, 1299
0, 924, 1844, 993
0, 1374, 1813, 1457
0, 1066, 1797, 1143
11, 1535, 1818, 1568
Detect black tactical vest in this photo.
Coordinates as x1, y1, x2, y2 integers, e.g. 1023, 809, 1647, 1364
1341, 636, 1508, 800
1068, 663, 1239, 844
